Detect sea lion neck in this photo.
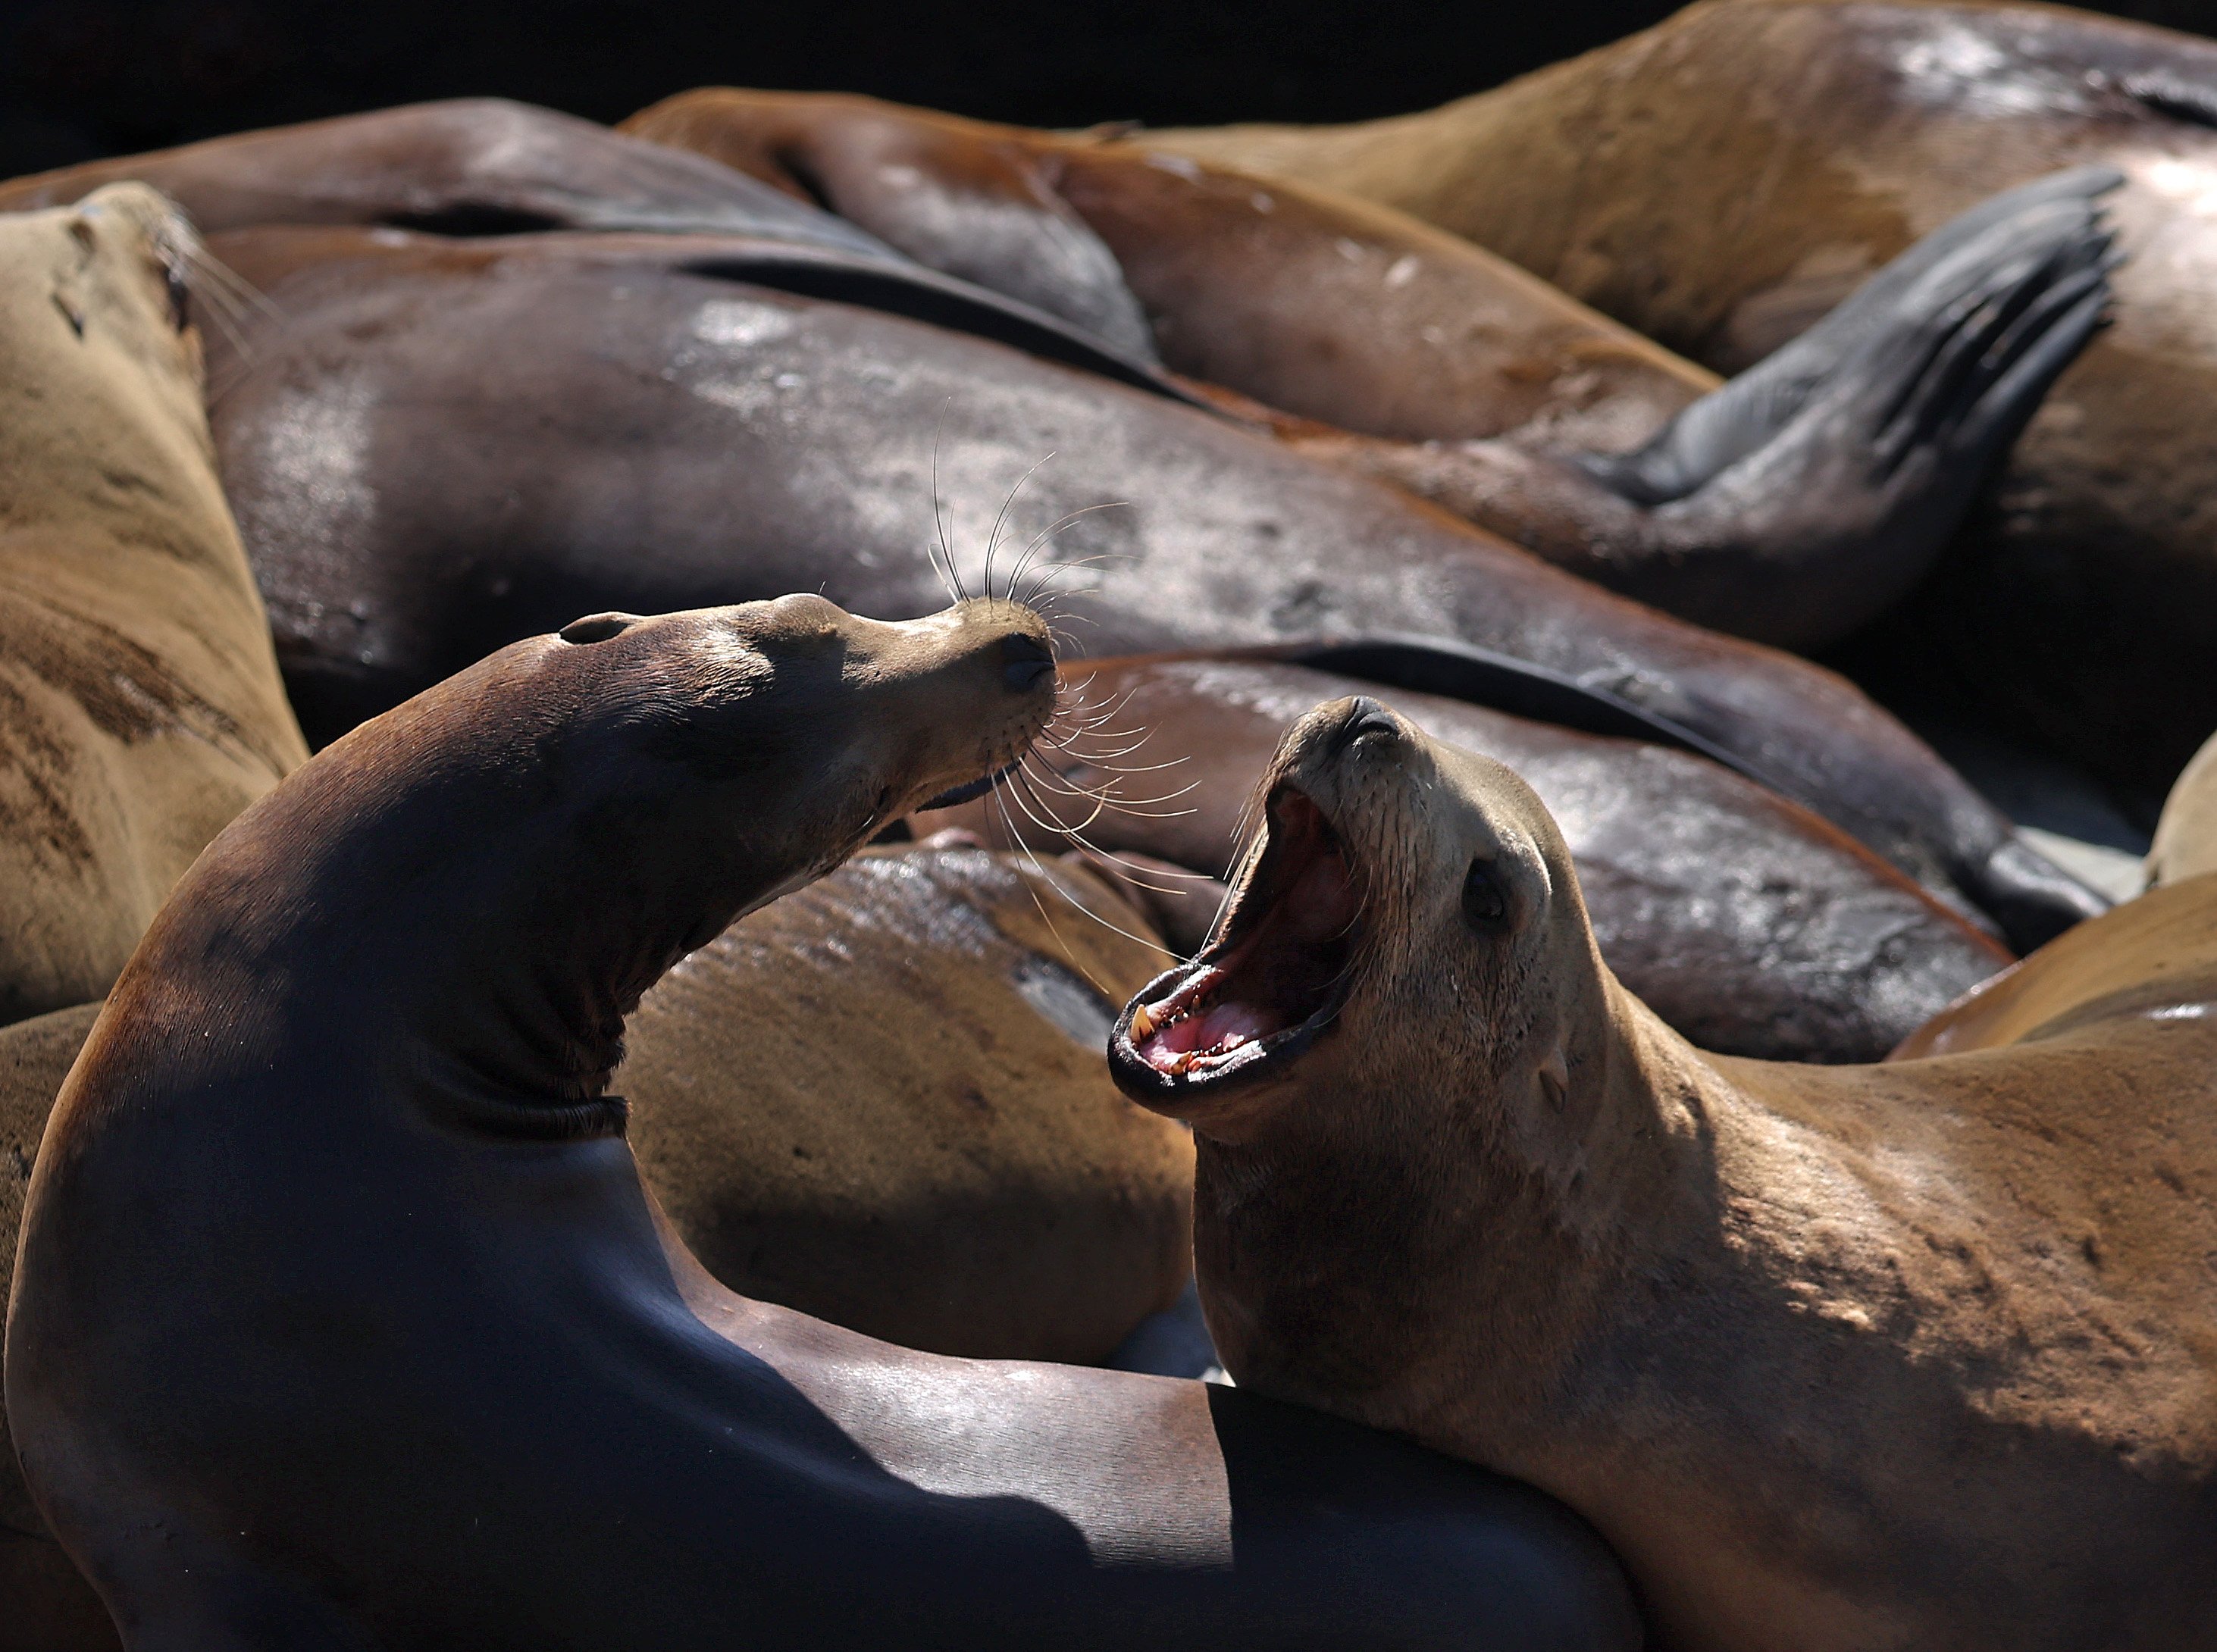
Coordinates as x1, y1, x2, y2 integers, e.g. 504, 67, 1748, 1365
112, 598, 1057, 1136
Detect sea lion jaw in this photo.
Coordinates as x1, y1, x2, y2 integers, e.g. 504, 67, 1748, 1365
1110, 694, 1570, 1135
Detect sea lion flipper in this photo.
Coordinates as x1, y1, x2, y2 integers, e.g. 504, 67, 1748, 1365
1577, 165, 2121, 506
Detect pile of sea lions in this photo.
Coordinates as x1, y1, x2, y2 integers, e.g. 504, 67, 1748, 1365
2, 2, 2215, 1647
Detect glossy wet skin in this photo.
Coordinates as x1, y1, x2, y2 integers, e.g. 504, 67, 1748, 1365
1110, 699, 2217, 1651
5, 597, 1639, 1650
628, 87, 2113, 653
1151, 0, 2217, 790
192, 221, 2095, 950
922, 654, 2009, 1062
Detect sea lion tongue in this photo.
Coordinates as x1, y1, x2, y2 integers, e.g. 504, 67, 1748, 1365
1129, 787, 1357, 1078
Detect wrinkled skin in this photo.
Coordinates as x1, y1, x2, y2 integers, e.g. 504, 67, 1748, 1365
198, 221, 2096, 947
0, 186, 306, 1026
919, 654, 2009, 1061
1111, 700, 2217, 1651
5, 597, 1639, 1652
1152, 0, 2217, 790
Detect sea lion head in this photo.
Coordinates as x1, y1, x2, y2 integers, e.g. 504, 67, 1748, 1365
5, 180, 202, 408
1109, 695, 1611, 1153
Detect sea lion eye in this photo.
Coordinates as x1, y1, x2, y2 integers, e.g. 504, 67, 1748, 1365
1462, 859, 1508, 931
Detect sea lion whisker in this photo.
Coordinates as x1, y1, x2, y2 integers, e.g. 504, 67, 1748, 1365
1008, 512, 1134, 606
928, 415, 969, 603
180, 241, 283, 325
1009, 762, 1114, 836
988, 782, 1169, 963
984, 451, 1057, 604
1016, 752, 1198, 812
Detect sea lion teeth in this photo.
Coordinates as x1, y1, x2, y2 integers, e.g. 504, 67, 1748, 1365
1129, 1002, 1158, 1040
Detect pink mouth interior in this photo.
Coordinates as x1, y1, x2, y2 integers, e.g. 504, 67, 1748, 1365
1131, 790, 1358, 1078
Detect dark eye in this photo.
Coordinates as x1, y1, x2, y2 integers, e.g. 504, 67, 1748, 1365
1462, 859, 1508, 931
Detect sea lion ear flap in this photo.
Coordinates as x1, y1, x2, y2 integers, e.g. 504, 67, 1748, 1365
1538, 1044, 1570, 1112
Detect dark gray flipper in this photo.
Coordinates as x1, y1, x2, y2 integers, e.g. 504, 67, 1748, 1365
1577, 165, 2122, 506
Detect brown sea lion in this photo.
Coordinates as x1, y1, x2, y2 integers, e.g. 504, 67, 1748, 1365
193, 219, 2100, 948
2145, 726, 2217, 887
625, 87, 2115, 649
5, 596, 1639, 1650
917, 652, 2012, 1062
1107, 695, 2217, 1650
620, 843, 1191, 1363
0, 847, 1187, 1645
1149, 0, 2217, 790
0, 185, 306, 1027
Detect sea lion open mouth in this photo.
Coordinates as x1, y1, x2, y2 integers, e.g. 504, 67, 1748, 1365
1111, 784, 1361, 1095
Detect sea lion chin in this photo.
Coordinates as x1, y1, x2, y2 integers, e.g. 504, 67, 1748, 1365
1119, 696, 2217, 1651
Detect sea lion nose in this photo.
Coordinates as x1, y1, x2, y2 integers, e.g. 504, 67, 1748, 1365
1001, 630, 1056, 693
1331, 696, 1401, 756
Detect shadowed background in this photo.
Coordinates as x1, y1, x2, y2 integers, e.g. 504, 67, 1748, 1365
3, 0, 2210, 180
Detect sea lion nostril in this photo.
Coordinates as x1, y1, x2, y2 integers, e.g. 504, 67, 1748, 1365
559, 613, 637, 645
1001, 631, 1056, 692
1330, 696, 1399, 756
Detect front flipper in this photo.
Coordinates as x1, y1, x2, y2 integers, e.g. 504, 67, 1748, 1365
1567, 166, 2121, 644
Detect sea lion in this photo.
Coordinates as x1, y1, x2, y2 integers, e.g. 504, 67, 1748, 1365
1148, 0, 2217, 790
0, 184, 307, 1027
0, 847, 1188, 1644
2145, 726, 2217, 888
195, 220, 2100, 948
1108, 695, 2217, 1651
625, 88, 2115, 649
5, 596, 1639, 1650
1, 1004, 114, 1652
620, 843, 1192, 1363
917, 652, 2012, 1062
5, 98, 2114, 649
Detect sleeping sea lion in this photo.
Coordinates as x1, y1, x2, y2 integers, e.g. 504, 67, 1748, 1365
625, 87, 2115, 650
1148, 0, 2217, 789
916, 652, 2011, 1062
0, 183, 307, 1028
5, 97, 2113, 651
1108, 695, 2217, 1651
5, 596, 1639, 1650
194, 219, 2100, 948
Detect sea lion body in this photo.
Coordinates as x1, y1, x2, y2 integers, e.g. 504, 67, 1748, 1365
0, 186, 305, 1025
622, 843, 1191, 1363
0, 850, 1185, 1645
1153, 0, 2217, 789
922, 653, 2010, 1061
6, 597, 1638, 1650
625, 87, 2114, 651
1110, 697, 2217, 1650
2, 1006, 114, 1652
198, 220, 2096, 946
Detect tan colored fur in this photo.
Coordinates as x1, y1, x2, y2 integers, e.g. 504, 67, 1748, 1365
0, 186, 305, 1024
2149, 728, 2217, 888
1176, 704, 2217, 1651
